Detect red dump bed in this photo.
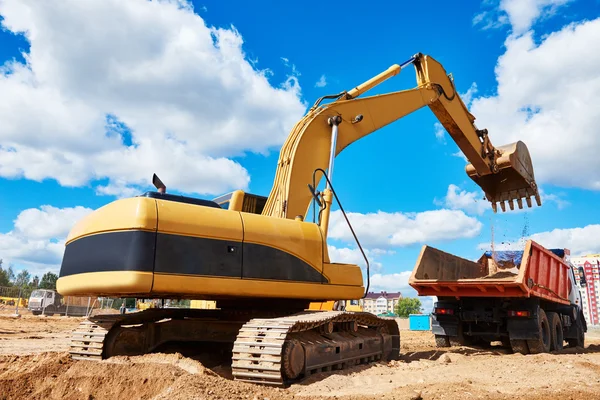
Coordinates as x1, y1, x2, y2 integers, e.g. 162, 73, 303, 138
408, 240, 571, 305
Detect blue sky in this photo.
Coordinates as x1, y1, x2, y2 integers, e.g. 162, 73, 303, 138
0, 0, 599, 308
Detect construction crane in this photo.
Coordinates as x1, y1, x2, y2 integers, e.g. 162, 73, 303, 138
56, 52, 541, 386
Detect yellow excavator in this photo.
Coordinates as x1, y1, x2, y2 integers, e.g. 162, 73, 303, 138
57, 53, 540, 386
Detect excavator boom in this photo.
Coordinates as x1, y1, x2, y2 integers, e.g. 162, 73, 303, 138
261, 53, 541, 220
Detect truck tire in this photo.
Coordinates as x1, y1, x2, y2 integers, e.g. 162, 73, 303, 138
527, 308, 551, 354
448, 324, 471, 347
435, 335, 450, 347
567, 318, 585, 348
510, 339, 529, 355
547, 312, 563, 351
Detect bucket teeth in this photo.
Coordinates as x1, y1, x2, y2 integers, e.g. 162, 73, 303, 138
535, 193, 542, 207
500, 201, 506, 212
508, 199, 514, 211
491, 202, 497, 213
517, 198, 523, 209
526, 196, 532, 208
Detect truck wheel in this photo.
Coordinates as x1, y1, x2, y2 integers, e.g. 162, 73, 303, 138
510, 339, 529, 355
567, 319, 585, 348
448, 324, 471, 347
547, 312, 563, 351
527, 308, 551, 354
435, 335, 450, 347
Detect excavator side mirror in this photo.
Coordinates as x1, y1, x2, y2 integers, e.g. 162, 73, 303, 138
308, 184, 322, 207
152, 173, 166, 194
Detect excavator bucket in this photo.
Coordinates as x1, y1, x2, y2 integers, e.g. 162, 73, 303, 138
466, 141, 541, 213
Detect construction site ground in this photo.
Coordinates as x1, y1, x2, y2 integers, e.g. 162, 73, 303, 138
2, 308, 600, 400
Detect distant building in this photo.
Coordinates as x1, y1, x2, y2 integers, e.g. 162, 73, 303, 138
571, 254, 600, 326
362, 291, 402, 315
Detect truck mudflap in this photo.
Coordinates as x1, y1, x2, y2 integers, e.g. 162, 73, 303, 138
431, 315, 459, 337
506, 318, 540, 340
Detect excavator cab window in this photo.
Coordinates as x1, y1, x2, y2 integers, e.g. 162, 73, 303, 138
140, 191, 221, 208
212, 191, 267, 214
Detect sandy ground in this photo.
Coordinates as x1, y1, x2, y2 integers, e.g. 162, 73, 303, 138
1, 309, 600, 400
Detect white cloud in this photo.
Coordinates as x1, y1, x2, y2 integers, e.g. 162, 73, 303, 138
0, 205, 94, 274
452, 151, 468, 162
541, 191, 569, 210
13, 205, 93, 241
367, 272, 436, 313
473, 0, 572, 34
500, 0, 572, 34
328, 209, 482, 249
460, 82, 478, 107
314, 74, 327, 88
478, 224, 600, 256
327, 245, 393, 272
433, 122, 445, 143
470, 17, 600, 191
436, 184, 489, 216
370, 271, 413, 293
0, 0, 306, 197
440, 184, 568, 216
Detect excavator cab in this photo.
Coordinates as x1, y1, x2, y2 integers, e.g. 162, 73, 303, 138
466, 140, 541, 212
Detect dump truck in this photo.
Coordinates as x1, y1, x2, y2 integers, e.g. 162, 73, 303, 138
409, 240, 586, 354
28, 289, 92, 316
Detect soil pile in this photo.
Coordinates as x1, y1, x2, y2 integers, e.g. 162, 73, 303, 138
0, 352, 291, 400
2, 315, 600, 399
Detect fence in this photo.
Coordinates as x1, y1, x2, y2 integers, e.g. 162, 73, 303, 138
0, 285, 103, 317
0, 285, 32, 308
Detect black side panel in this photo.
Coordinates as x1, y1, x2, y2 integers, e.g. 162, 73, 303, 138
59, 231, 156, 277
243, 242, 327, 283
154, 233, 242, 277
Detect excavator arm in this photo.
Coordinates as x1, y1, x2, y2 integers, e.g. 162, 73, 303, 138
261, 53, 541, 220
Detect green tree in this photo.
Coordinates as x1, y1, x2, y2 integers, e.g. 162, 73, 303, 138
394, 297, 422, 318
0, 260, 11, 287
7, 265, 15, 283
15, 270, 31, 287
31, 275, 40, 288
39, 272, 59, 290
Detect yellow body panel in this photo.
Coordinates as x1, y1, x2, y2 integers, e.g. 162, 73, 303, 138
190, 300, 217, 309
58, 271, 363, 300
322, 263, 363, 286
309, 301, 335, 310
66, 197, 157, 244
57, 197, 364, 301
152, 273, 363, 300
157, 199, 242, 241
58, 271, 154, 296
241, 212, 323, 274
308, 300, 363, 312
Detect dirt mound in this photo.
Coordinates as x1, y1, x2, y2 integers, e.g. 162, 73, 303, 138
0, 352, 293, 400
2, 317, 600, 400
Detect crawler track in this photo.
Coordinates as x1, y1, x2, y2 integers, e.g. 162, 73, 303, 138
232, 311, 400, 386
68, 309, 400, 386
69, 315, 122, 361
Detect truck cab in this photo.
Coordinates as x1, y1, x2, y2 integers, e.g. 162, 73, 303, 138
28, 289, 61, 315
